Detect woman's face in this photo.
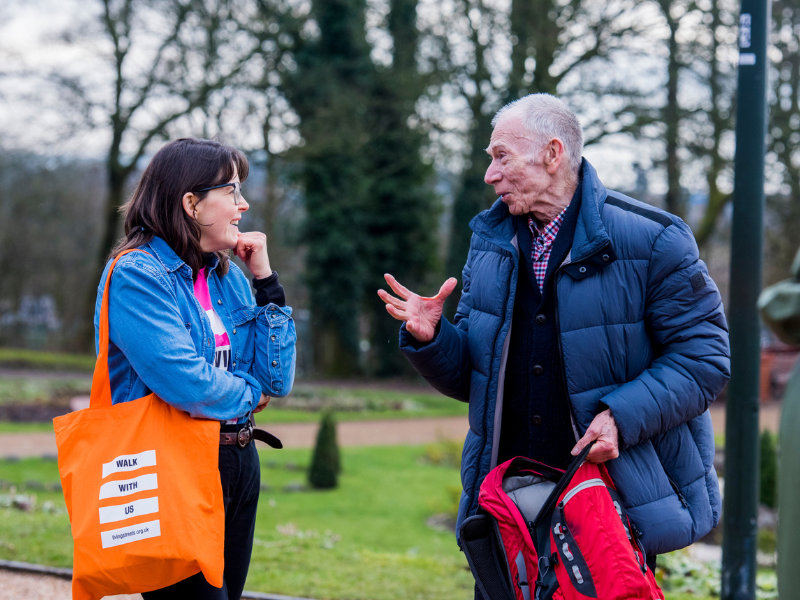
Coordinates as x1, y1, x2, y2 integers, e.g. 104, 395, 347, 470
184, 171, 249, 253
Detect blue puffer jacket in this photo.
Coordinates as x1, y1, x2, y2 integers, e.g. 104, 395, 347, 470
400, 160, 730, 555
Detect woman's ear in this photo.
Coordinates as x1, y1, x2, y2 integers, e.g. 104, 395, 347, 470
182, 192, 197, 219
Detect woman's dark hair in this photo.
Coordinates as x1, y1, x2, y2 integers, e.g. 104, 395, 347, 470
111, 137, 249, 278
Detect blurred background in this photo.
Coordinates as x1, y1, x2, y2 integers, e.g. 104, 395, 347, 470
0, 0, 794, 597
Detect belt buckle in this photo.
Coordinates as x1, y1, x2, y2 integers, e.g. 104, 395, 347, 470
237, 424, 253, 448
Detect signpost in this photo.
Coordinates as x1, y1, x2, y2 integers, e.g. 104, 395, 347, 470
722, 1, 769, 598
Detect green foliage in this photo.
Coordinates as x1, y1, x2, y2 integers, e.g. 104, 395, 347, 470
286, 0, 376, 376
308, 412, 341, 489
658, 550, 778, 599
760, 430, 778, 508
281, 0, 440, 377
422, 438, 462, 469
758, 528, 777, 555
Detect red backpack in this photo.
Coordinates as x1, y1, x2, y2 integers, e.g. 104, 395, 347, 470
459, 444, 664, 600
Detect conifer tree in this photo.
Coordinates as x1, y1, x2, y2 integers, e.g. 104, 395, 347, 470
363, 0, 441, 376
308, 411, 341, 489
286, 0, 376, 377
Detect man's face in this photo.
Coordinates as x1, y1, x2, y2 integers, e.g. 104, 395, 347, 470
484, 117, 548, 216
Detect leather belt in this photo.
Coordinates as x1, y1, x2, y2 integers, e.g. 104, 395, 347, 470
220, 421, 283, 449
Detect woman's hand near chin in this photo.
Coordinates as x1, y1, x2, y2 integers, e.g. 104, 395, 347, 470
235, 232, 272, 279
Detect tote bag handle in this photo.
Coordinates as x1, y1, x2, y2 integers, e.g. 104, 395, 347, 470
90, 249, 150, 409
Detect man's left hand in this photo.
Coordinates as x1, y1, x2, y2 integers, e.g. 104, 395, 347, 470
571, 409, 619, 463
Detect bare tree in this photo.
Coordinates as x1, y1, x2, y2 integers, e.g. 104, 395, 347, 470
32, 0, 263, 347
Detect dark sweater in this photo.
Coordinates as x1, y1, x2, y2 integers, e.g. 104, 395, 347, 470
253, 272, 286, 307
497, 185, 582, 469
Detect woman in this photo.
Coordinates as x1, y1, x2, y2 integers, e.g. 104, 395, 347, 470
95, 137, 296, 599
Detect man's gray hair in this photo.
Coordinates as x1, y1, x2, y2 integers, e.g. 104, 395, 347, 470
492, 93, 584, 175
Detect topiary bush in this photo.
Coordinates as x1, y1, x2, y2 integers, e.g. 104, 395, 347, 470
308, 411, 340, 489
760, 429, 778, 508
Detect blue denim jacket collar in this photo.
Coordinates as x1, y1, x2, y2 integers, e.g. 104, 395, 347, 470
144, 236, 223, 278
143, 236, 189, 274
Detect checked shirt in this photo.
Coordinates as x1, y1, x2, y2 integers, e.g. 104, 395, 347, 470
527, 204, 570, 292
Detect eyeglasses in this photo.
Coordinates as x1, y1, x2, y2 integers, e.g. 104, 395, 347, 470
194, 182, 242, 205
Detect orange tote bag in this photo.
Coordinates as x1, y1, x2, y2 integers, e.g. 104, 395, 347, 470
54, 250, 225, 600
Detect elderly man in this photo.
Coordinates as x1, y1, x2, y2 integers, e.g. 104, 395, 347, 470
378, 94, 730, 573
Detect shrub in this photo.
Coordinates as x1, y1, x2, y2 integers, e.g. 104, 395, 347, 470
308, 411, 340, 489
421, 439, 462, 469
760, 430, 778, 508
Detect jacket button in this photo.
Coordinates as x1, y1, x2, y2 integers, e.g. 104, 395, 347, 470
217, 299, 223, 305
579, 266, 587, 274
232, 362, 236, 368
271, 335, 276, 341
532, 365, 544, 376
602, 254, 610, 262
535, 314, 546, 325
233, 329, 237, 335
532, 415, 543, 425
272, 360, 278, 367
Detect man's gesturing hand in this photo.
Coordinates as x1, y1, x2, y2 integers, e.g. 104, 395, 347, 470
571, 409, 620, 464
377, 274, 458, 343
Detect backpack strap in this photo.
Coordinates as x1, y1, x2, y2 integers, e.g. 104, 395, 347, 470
532, 538, 561, 600
459, 514, 516, 600
532, 441, 595, 529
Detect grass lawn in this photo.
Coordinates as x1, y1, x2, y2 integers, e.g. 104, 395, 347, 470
0, 445, 726, 600
0, 445, 473, 600
255, 385, 468, 424
0, 421, 54, 433
0, 348, 95, 372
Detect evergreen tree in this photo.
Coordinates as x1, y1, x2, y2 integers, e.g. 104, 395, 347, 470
285, 0, 376, 376
363, 0, 441, 376
760, 430, 778, 509
308, 411, 341, 489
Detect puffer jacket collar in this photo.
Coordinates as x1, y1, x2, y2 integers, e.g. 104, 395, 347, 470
469, 159, 611, 263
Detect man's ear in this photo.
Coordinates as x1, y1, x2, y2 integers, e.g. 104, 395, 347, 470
543, 138, 566, 174
182, 192, 197, 219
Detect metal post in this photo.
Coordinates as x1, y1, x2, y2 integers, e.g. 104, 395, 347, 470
722, 1, 769, 599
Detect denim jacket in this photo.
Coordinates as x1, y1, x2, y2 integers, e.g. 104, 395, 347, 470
94, 236, 296, 421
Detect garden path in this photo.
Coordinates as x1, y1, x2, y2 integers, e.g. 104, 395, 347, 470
0, 401, 783, 458
0, 416, 472, 458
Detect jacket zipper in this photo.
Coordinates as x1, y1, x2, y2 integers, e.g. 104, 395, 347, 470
469, 238, 516, 519
553, 270, 581, 437
559, 478, 606, 507
666, 474, 689, 508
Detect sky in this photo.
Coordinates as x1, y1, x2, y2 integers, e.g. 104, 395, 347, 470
0, 0, 730, 197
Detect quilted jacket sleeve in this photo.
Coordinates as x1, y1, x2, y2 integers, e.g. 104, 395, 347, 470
600, 220, 731, 447
398, 248, 474, 402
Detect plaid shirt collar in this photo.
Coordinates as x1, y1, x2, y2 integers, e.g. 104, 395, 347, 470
528, 204, 570, 263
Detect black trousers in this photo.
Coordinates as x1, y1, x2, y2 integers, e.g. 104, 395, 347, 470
142, 442, 261, 600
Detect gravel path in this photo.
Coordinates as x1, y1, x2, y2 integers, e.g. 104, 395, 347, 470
0, 402, 782, 459
0, 569, 138, 599
0, 416, 471, 458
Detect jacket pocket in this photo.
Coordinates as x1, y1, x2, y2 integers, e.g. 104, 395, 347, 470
230, 306, 257, 366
